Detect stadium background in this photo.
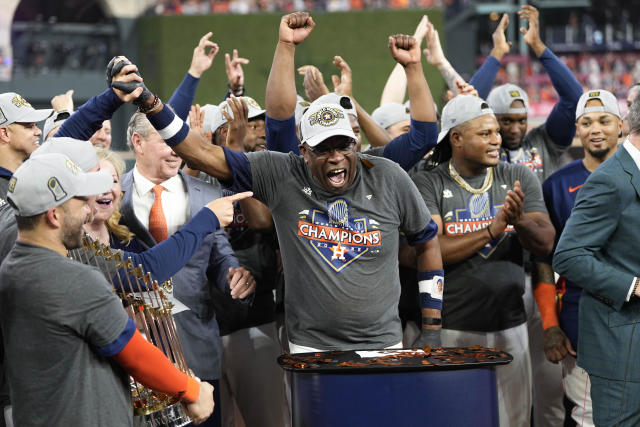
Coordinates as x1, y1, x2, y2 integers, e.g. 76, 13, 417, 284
1, 0, 640, 153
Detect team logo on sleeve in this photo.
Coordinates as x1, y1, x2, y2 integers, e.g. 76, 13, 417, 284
297, 198, 382, 272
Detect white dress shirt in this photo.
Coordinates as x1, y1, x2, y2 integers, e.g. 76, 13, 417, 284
131, 166, 190, 239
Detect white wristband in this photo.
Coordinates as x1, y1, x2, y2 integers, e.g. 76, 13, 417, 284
418, 276, 444, 300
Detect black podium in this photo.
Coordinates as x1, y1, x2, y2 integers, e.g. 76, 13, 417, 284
279, 346, 512, 427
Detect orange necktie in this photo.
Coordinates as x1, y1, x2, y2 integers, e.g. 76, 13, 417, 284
149, 184, 168, 242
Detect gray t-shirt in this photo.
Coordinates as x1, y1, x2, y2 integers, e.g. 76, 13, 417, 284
246, 151, 431, 349
502, 124, 570, 183
412, 161, 547, 332
0, 242, 132, 426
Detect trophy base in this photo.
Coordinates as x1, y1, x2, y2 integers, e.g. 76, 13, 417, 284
138, 402, 191, 427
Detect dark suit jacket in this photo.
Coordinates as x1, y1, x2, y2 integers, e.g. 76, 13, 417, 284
120, 169, 238, 379
554, 144, 640, 381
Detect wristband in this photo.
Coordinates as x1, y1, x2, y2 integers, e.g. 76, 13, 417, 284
422, 317, 442, 326
533, 282, 559, 330
147, 104, 190, 147
417, 269, 444, 311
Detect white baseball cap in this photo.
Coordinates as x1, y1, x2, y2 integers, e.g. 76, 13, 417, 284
437, 95, 495, 143
200, 104, 220, 134
313, 93, 357, 119
371, 102, 410, 129
7, 153, 112, 216
294, 97, 311, 127
211, 96, 266, 133
0, 92, 53, 126
42, 110, 72, 141
486, 84, 530, 115
33, 137, 99, 172
575, 89, 621, 120
299, 103, 357, 147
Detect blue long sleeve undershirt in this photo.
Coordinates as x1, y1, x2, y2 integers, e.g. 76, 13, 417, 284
265, 114, 438, 171
168, 73, 200, 121
469, 48, 582, 147
112, 207, 219, 286
54, 89, 122, 140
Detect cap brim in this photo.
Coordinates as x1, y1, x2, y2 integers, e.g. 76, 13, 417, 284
75, 170, 113, 197
437, 128, 450, 143
304, 128, 357, 147
248, 109, 266, 120
15, 108, 53, 124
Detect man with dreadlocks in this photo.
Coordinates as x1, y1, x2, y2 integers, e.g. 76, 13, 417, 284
411, 94, 555, 427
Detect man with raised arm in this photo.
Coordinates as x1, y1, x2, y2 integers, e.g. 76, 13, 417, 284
113, 12, 444, 352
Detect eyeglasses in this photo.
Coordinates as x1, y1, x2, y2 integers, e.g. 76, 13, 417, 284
310, 140, 355, 157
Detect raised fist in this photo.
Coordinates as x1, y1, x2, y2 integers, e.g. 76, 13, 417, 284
279, 12, 315, 46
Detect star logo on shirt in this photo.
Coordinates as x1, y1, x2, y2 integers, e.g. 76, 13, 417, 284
443, 189, 453, 198
302, 187, 312, 196
366, 194, 372, 200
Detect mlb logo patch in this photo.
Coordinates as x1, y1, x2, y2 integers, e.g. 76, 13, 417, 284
0, 107, 6, 125
509, 90, 521, 98
589, 91, 600, 97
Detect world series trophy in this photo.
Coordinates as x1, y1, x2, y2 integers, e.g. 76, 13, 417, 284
69, 237, 192, 427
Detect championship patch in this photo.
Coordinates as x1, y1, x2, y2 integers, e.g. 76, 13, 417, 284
308, 107, 344, 127
7, 177, 16, 193
48, 177, 68, 201
589, 91, 600, 97
445, 193, 513, 258
0, 107, 6, 125
11, 95, 31, 108
297, 198, 382, 273
509, 90, 521, 98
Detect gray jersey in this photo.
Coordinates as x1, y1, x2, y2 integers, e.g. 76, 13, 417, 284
412, 161, 547, 332
0, 242, 131, 426
246, 151, 431, 349
502, 124, 570, 183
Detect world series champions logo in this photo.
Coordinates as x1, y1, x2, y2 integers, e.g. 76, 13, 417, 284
297, 198, 382, 273
443, 193, 513, 259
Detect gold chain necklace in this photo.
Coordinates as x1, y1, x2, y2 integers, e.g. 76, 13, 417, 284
448, 161, 494, 194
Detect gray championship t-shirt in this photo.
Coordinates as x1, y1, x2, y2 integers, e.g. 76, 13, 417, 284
0, 242, 132, 426
502, 124, 570, 183
246, 151, 431, 350
412, 161, 547, 332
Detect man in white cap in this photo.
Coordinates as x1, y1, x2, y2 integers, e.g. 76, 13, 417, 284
113, 12, 444, 353
535, 90, 622, 427
371, 102, 411, 139
0, 92, 52, 200
0, 153, 217, 426
411, 94, 554, 427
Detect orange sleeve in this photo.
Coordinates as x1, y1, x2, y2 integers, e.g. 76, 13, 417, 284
112, 329, 200, 403
533, 282, 559, 330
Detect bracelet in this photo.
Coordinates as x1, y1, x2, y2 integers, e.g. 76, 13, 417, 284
486, 225, 496, 240
422, 317, 442, 326
138, 94, 160, 115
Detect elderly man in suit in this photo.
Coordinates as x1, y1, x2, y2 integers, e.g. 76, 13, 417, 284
554, 95, 640, 426
119, 112, 255, 427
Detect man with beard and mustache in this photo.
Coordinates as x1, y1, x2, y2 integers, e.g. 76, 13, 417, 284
0, 153, 217, 426
535, 90, 622, 426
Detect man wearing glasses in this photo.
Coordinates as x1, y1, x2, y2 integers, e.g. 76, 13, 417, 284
113, 12, 444, 353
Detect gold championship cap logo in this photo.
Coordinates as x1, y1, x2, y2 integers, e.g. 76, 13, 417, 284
309, 107, 344, 127
11, 95, 31, 109
7, 177, 16, 193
